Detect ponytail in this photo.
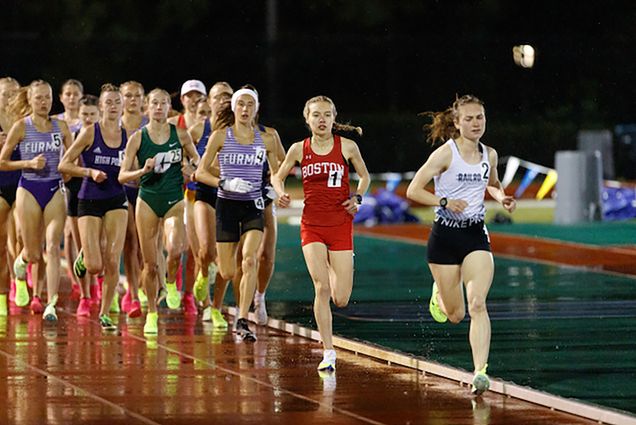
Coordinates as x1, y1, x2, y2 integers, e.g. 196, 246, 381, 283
420, 94, 484, 145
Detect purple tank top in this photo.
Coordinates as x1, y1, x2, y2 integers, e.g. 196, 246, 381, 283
56, 112, 82, 134
0, 143, 21, 186
78, 123, 127, 200
218, 127, 266, 201
19, 116, 63, 181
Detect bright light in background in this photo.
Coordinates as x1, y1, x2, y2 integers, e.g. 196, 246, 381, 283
513, 44, 535, 68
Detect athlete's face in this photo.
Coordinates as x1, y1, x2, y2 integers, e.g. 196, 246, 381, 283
79, 105, 100, 127
60, 84, 83, 111
233, 94, 257, 125
208, 84, 232, 115
121, 84, 144, 114
181, 90, 204, 113
148, 93, 171, 121
455, 103, 486, 142
196, 101, 211, 122
0, 82, 19, 109
99, 91, 123, 121
305, 101, 335, 137
29, 84, 53, 117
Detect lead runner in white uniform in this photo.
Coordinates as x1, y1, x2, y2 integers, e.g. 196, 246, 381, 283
406, 94, 516, 396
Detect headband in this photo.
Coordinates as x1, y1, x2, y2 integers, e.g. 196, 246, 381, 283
231, 88, 259, 113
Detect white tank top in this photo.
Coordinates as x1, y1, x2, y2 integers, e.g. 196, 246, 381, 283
433, 139, 490, 222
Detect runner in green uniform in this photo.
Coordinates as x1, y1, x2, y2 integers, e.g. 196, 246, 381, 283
118, 88, 199, 334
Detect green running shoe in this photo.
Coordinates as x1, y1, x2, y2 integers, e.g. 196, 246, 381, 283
471, 364, 490, 396
193, 271, 207, 302
165, 282, 181, 310
144, 312, 158, 334
99, 314, 117, 332
429, 282, 448, 323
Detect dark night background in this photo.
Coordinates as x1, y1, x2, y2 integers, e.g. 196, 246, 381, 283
2, 0, 635, 175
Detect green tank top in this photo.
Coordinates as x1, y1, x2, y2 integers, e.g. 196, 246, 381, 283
137, 124, 184, 194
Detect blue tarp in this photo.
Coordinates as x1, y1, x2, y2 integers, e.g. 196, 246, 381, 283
354, 189, 420, 226
603, 186, 636, 221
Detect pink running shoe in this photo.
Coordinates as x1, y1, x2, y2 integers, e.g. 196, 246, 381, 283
76, 298, 91, 317
30, 296, 44, 315
26, 263, 33, 288
182, 292, 197, 316
128, 299, 142, 318
9, 280, 15, 303
121, 291, 132, 313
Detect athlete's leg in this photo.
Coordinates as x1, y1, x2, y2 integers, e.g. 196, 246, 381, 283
99, 209, 128, 317
123, 202, 140, 302
0, 198, 10, 299
257, 203, 276, 294
326, 250, 354, 308
461, 250, 494, 372
42, 191, 67, 305
136, 199, 161, 314
302, 242, 333, 349
237, 230, 263, 320
428, 263, 465, 323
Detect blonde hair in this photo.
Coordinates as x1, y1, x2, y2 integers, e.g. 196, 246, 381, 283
420, 94, 485, 144
7, 80, 51, 120
147, 88, 171, 100
120, 80, 145, 95
60, 79, 84, 95
303, 95, 363, 136
0, 77, 19, 88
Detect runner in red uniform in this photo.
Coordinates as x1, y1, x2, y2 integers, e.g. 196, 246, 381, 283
272, 95, 370, 372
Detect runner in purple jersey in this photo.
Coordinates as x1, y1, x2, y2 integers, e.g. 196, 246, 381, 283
59, 84, 129, 332
194, 87, 280, 342
0, 80, 73, 321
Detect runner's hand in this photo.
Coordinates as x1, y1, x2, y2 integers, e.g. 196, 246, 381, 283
220, 177, 253, 193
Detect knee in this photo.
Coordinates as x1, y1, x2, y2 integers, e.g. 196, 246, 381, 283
103, 258, 118, 275
85, 257, 103, 276
468, 296, 487, 317
314, 280, 331, 300
447, 310, 466, 324
241, 254, 257, 272
332, 292, 350, 308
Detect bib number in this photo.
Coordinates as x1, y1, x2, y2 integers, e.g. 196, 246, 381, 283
254, 197, 265, 210
327, 169, 343, 188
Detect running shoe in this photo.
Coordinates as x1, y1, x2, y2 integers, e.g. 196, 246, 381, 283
202, 306, 212, 322
317, 349, 337, 372
211, 308, 228, 329
128, 300, 142, 319
30, 296, 44, 314
99, 314, 117, 332
471, 364, 490, 396
73, 250, 87, 278
43, 304, 57, 322
14, 279, 29, 307
110, 292, 120, 313
429, 282, 448, 323
76, 298, 91, 317
253, 294, 268, 325
13, 255, 27, 280
165, 282, 181, 310
138, 288, 148, 307
182, 292, 197, 316
143, 312, 158, 334
235, 318, 256, 342
0, 294, 7, 316
193, 271, 207, 303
